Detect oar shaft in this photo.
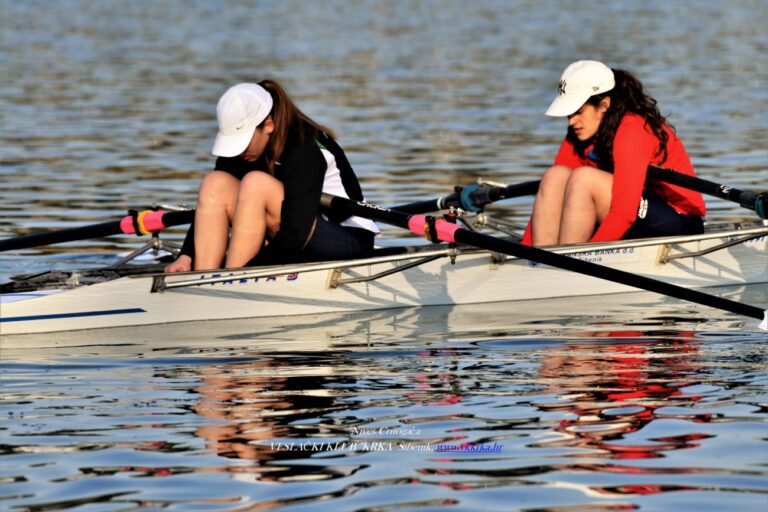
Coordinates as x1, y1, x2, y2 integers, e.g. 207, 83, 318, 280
0, 220, 125, 252
2, 165, 762, 253
453, 229, 764, 321
648, 165, 765, 214
468, 180, 541, 207
392, 166, 766, 219
392, 198, 445, 215
397, 167, 765, 218
320, 193, 766, 322
0, 210, 194, 252
394, 180, 541, 214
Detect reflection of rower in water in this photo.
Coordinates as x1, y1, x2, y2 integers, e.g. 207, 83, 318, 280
189, 347, 467, 486
535, 333, 714, 465
191, 360, 359, 485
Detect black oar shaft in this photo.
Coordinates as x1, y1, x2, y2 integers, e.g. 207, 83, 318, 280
0, 210, 194, 252
648, 165, 764, 214
453, 229, 763, 320
0, 221, 124, 252
394, 180, 540, 214
393, 166, 765, 219
392, 198, 445, 215
2, 165, 763, 253
320, 193, 765, 322
466, 180, 540, 208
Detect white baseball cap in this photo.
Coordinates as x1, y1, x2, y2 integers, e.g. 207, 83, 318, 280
211, 83, 273, 157
545, 60, 615, 117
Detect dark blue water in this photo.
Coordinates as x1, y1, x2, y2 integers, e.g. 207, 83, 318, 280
1, 1, 767, 510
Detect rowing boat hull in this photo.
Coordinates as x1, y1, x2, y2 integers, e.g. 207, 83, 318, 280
2, 225, 766, 335
3, 285, 763, 351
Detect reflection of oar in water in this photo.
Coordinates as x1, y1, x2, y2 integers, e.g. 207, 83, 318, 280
394, 165, 768, 217
320, 193, 768, 330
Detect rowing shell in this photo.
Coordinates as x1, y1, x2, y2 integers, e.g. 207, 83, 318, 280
1, 221, 766, 336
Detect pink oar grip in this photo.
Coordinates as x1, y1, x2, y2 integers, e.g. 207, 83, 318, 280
407, 214, 459, 243
119, 211, 168, 235
120, 216, 136, 234
140, 211, 167, 232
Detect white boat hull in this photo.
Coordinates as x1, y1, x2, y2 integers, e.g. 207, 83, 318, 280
1, 224, 766, 335
3, 285, 763, 352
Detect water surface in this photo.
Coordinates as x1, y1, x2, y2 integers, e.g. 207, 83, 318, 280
1, 1, 767, 510
2, 291, 768, 511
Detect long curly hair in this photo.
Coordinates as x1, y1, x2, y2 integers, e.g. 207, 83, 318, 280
258, 79, 335, 174
568, 69, 673, 171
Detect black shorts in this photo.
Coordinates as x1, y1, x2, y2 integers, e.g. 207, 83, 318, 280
301, 215, 375, 261
623, 193, 703, 240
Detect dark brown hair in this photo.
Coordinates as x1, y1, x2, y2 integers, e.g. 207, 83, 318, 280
257, 79, 335, 174
568, 69, 673, 171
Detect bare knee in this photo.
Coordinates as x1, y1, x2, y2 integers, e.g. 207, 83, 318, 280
537, 165, 571, 198
238, 171, 283, 203
563, 166, 611, 197
198, 171, 240, 209
238, 171, 284, 228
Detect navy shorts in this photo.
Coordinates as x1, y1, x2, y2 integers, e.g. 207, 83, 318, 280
623, 194, 703, 240
301, 215, 375, 261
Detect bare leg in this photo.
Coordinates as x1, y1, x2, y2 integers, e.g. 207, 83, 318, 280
225, 171, 284, 268
558, 166, 613, 244
194, 171, 240, 270
531, 165, 572, 246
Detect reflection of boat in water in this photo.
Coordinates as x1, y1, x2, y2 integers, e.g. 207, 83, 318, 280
156, 297, 765, 493
3, 283, 763, 357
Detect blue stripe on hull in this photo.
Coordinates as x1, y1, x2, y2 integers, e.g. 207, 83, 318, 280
1, 308, 147, 323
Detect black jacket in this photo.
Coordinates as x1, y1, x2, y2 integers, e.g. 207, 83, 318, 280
180, 126, 365, 265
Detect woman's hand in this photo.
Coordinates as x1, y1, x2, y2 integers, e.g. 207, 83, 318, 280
164, 254, 192, 273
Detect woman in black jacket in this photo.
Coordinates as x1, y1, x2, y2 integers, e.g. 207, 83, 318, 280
165, 80, 378, 272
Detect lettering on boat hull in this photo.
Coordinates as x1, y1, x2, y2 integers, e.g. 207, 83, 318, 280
527, 247, 641, 267
197, 272, 300, 286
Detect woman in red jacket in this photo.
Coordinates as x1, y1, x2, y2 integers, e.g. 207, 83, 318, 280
522, 60, 705, 246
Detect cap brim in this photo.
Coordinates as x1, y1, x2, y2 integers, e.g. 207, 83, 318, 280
211, 126, 256, 157
545, 93, 590, 117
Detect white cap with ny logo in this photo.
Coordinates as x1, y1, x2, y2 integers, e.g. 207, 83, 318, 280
545, 60, 615, 117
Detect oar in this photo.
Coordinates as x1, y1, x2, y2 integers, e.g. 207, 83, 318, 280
393, 180, 541, 214
0, 184, 538, 252
320, 193, 767, 330
394, 167, 766, 218
0, 209, 195, 252
2, 167, 761, 252
647, 165, 767, 219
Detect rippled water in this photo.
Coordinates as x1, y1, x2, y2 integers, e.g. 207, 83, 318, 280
1, 0, 767, 510
2, 290, 768, 511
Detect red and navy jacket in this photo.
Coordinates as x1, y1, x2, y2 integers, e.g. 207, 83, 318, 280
522, 114, 706, 245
